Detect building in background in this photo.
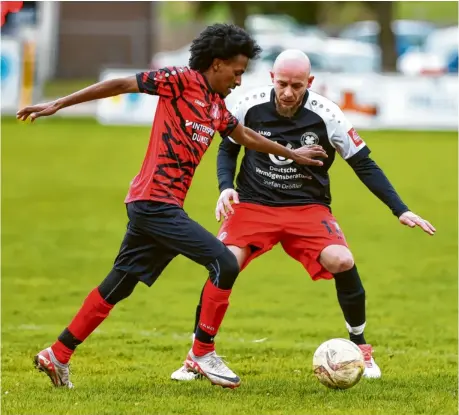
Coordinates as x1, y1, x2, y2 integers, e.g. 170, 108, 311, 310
55, 1, 157, 79
2, 1, 158, 82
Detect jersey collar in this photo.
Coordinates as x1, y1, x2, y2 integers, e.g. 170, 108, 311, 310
198, 71, 216, 95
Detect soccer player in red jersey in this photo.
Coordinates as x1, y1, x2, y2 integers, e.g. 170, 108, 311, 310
16, 26, 328, 389
170, 49, 436, 382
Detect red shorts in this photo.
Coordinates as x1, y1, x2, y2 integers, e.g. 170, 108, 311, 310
217, 203, 348, 281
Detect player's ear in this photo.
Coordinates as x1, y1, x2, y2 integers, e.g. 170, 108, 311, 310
212, 58, 223, 72
270, 71, 274, 83
307, 76, 315, 89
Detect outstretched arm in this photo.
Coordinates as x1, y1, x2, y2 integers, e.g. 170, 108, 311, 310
16, 77, 139, 122
349, 154, 436, 235
328, 105, 435, 236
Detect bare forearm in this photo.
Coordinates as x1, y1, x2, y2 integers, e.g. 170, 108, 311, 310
56, 77, 138, 110
239, 127, 293, 158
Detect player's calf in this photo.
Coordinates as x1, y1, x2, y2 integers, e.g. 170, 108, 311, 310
334, 264, 366, 345
333, 264, 381, 378
193, 249, 239, 356
35, 269, 139, 387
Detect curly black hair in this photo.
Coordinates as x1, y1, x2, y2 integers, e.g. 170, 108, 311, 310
189, 23, 262, 71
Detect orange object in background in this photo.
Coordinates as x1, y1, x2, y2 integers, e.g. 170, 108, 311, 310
19, 38, 36, 108
1, 1, 23, 26
341, 91, 378, 116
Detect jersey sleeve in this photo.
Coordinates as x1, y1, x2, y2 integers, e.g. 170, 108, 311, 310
218, 102, 239, 137
226, 100, 246, 144
136, 67, 186, 98
330, 107, 369, 161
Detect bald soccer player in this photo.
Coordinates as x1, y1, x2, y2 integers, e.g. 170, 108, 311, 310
172, 49, 435, 381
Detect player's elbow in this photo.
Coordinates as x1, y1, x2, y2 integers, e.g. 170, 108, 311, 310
239, 127, 257, 148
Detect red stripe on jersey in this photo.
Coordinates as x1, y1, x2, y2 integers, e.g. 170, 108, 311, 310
125, 67, 239, 206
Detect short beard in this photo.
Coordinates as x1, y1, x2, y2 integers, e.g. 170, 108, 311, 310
275, 98, 302, 118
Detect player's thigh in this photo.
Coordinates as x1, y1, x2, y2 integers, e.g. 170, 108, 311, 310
127, 200, 226, 266
217, 203, 282, 271
281, 205, 349, 280
226, 245, 251, 269
113, 223, 176, 287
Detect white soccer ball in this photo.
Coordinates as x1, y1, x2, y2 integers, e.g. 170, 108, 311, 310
312, 338, 365, 389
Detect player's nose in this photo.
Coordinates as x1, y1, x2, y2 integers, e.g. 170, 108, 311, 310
284, 87, 293, 97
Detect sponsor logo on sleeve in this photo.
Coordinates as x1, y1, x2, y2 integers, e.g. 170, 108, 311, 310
348, 128, 363, 146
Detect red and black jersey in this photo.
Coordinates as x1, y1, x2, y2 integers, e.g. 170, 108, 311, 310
125, 66, 238, 207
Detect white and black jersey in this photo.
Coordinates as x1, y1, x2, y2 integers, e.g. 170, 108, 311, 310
219, 86, 409, 216
225, 87, 369, 207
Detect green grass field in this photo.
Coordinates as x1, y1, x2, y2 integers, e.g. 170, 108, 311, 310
2, 117, 457, 415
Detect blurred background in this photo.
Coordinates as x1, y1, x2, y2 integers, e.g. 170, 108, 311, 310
1, 0, 458, 130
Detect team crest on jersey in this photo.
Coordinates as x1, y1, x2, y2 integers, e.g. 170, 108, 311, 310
210, 103, 220, 120
300, 132, 320, 147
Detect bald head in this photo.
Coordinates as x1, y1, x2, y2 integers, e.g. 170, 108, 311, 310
271, 49, 313, 118
273, 49, 311, 77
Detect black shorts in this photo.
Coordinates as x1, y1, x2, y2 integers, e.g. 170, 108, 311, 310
113, 201, 227, 286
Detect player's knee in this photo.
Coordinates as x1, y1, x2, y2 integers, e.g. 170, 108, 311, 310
98, 268, 139, 305
206, 248, 240, 290
320, 246, 354, 274
326, 256, 354, 274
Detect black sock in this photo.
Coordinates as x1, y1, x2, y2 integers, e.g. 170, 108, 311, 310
58, 328, 82, 350
193, 304, 202, 334
334, 265, 367, 345
193, 285, 205, 334
349, 332, 366, 345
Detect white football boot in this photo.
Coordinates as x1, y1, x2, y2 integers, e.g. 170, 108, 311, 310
171, 365, 202, 381
184, 349, 241, 388
358, 344, 382, 378
34, 347, 74, 388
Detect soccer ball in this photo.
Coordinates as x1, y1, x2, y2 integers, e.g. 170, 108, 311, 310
312, 338, 365, 389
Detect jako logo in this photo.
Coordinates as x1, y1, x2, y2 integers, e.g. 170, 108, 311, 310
200, 322, 215, 332
258, 130, 271, 137
194, 99, 205, 107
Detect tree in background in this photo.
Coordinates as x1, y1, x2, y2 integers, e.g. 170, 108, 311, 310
193, 1, 397, 71
193, 1, 323, 28
194, 1, 250, 28
367, 2, 398, 71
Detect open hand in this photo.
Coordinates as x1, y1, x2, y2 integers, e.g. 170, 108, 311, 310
16, 101, 61, 122
291, 145, 328, 166
215, 189, 240, 221
399, 211, 436, 235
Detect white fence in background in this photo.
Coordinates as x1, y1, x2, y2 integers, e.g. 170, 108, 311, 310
3, 62, 457, 132
96, 69, 458, 131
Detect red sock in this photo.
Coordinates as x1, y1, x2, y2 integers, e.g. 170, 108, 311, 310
51, 340, 73, 364
51, 288, 114, 364
193, 279, 231, 356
